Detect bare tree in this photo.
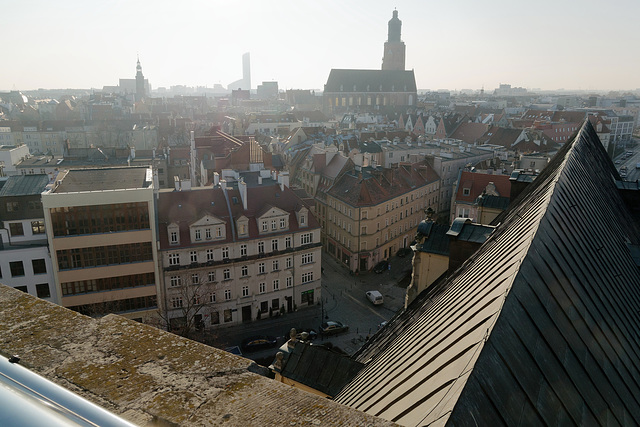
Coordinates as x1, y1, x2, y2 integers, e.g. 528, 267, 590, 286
159, 272, 217, 338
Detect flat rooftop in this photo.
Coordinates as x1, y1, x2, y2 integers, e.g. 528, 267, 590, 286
0, 285, 392, 426
53, 167, 152, 193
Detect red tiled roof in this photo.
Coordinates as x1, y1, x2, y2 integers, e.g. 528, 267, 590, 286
455, 171, 511, 203
450, 123, 489, 143
157, 184, 319, 250
328, 163, 439, 207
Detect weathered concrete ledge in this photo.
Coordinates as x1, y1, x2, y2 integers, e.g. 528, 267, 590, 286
0, 285, 394, 426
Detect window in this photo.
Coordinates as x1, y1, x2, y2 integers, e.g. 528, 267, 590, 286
260, 301, 268, 313
241, 265, 248, 277
205, 228, 212, 239
240, 244, 247, 257
272, 239, 278, 251
300, 215, 306, 225
170, 231, 178, 244
272, 260, 279, 271
31, 220, 45, 234
280, 218, 286, 228
14, 286, 28, 293
300, 233, 312, 245
191, 273, 199, 284
206, 249, 214, 261
463, 188, 470, 196
259, 282, 266, 293
190, 251, 197, 263
286, 277, 293, 288
271, 219, 277, 230
6, 202, 20, 212
168, 253, 179, 266
171, 297, 183, 308
223, 269, 231, 280
170, 276, 181, 287
9, 223, 24, 236
302, 272, 313, 284
36, 283, 50, 298
273, 280, 280, 290
258, 262, 265, 274
216, 226, 223, 237
209, 292, 216, 303
10, 261, 24, 277
286, 257, 293, 269
258, 241, 265, 253
222, 247, 229, 259
262, 221, 268, 232
285, 236, 292, 249
32, 259, 46, 275
301, 253, 313, 264
208, 271, 215, 282
224, 289, 232, 300
195, 229, 201, 241
242, 286, 249, 297
224, 309, 232, 322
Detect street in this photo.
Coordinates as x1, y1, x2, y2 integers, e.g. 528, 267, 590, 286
199, 251, 413, 365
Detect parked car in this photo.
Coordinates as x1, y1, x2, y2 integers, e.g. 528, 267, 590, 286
366, 290, 384, 305
615, 160, 621, 164
373, 260, 389, 273
241, 335, 278, 352
284, 327, 318, 341
320, 321, 349, 336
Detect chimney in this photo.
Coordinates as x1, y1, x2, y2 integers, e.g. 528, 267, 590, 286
258, 175, 263, 185
278, 172, 289, 191
213, 172, 220, 187
238, 178, 248, 210
130, 147, 136, 160
174, 176, 181, 191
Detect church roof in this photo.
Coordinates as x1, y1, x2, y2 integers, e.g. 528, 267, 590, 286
324, 69, 417, 93
335, 120, 640, 425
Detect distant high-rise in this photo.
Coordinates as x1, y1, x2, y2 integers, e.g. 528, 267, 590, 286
382, 10, 406, 71
135, 56, 145, 102
228, 52, 251, 91
243, 52, 251, 91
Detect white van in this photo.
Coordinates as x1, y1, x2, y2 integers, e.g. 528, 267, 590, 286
366, 290, 384, 305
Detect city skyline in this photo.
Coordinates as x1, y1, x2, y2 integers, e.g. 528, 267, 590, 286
3, 0, 640, 93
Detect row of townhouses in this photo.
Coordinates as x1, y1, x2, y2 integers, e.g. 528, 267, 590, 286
0, 165, 321, 336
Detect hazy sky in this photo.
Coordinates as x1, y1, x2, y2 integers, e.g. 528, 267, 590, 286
3, 0, 639, 92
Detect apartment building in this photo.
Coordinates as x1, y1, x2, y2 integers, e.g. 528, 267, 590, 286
0, 174, 56, 302
41, 166, 160, 322
157, 174, 321, 331
322, 163, 440, 272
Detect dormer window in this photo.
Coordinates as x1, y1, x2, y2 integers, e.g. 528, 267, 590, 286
168, 223, 180, 245
463, 188, 470, 196
300, 215, 306, 226
190, 215, 225, 243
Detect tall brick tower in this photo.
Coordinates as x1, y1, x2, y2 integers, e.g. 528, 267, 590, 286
135, 56, 145, 102
382, 10, 406, 71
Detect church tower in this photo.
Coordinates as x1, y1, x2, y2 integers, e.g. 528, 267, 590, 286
135, 57, 145, 102
382, 10, 406, 71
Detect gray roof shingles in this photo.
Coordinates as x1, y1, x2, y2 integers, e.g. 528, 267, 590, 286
335, 120, 640, 425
